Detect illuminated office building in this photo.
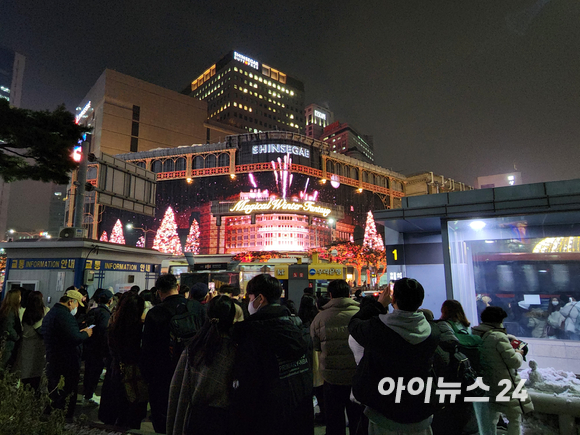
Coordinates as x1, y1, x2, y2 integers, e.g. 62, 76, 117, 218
322, 121, 375, 163
0, 46, 25, 108
305, 103, 334, 140
182, 51, 305, 135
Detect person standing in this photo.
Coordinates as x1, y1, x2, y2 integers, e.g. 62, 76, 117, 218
82, 288, 113, 406
42, 289, 93, 419
0, 288, 23, 370
14, 291, 49, 390
310, 279, 362, 435
140, 273, 205, 434
231, 274, 313, 435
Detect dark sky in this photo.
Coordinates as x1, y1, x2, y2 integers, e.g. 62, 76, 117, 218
2, 0, 579, 186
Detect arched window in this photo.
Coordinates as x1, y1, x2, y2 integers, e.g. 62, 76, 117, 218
326, 160, 334, 174
218, 153, 230, 167
151, 160, 162, 173
163, 159, 174, 172
206, 154, 217, 168
175, 157, 186, 171
193, 156, 204, 169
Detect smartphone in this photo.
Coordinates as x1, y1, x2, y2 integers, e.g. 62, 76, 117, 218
87, 324, 96, 329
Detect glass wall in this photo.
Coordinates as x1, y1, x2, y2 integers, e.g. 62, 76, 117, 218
447, 211, 580, 341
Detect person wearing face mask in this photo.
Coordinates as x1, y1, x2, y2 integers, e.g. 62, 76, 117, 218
42, 289, 93, 419
231, 274, 313, 435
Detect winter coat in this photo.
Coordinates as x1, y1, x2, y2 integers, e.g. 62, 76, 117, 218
310, 297, 360, 385
526, 310, 547, 338
349, 301, 440, 424
13, 307, 49, 379
559, 301, 580, 334
231, 303, 313, 435
42, 303, 89, 371
167, 336, 236, 435
83, 304, 111, 360
479, 328, 533, 415
0, 310, 22, 369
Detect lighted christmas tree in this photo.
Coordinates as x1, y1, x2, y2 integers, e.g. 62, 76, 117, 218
100, 231, 108, 242
152, 206, 183, 255
136, 236, 145, 248
184, 219, 200, 254
363, 211, 385, 251
109, 220, 126, 245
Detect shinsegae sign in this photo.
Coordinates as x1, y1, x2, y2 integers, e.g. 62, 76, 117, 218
229, 199, 332, 217
252, 144, 310, 158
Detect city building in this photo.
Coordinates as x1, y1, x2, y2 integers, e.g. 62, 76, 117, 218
182, 51, 305, 135
74, 69, 239, 156
0, 47, 26, 241
321, 121, 374, 163
305, 103, 333, 140
0, 46, 25, 107
476, 171, 522, 189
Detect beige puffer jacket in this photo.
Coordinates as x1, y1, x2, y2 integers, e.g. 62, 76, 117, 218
310, 298, 359, 385
480, 329, 534, 415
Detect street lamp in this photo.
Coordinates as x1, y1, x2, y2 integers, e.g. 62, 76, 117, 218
125, 223, 156, 247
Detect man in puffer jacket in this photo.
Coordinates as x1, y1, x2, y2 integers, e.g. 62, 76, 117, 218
311, 279, 361, 435
475, 306, 533, 435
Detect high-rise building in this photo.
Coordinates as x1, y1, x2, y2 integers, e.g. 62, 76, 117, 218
0, 46, 25, 108
321, 121, 374, 163
305, 103, 334, 140
75, 69, 233, 155
182, 51, 305, 135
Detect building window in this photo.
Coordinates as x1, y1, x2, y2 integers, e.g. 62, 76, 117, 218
131, 121, 139, 137
132, 105, 140, 121
130, 137, 138, 152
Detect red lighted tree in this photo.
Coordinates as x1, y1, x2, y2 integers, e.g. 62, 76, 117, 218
100, 231, 108, 242
109, 220, 125, 245
184, 219, 200, 254
136, 236, 145, 248
363, 211, 385, 251
153, 207, 183, 255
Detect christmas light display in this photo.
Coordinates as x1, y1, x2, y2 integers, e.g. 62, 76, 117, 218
363, 211, 385, 251
109, 220, 126, 245
100, 231, 108, 242
152, 206, 183, 255
136, 236, 145, 248
184, 219, 200, 254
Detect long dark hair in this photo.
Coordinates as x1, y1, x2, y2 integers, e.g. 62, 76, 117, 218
109, 293, 145, 339
298, 295, 318, 326
441, 299, 471, 327
188, 295, 236, 368
22, 291, 46, 326
0, 288, 21, 321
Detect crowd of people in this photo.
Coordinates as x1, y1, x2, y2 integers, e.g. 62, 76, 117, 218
0, 275, 554, 434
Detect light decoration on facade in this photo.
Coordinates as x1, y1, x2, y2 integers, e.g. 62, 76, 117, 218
533, 237, 580, 253
109, 220, 126, 245
152, 206, 183, 255
184, 219, 201, 254
99, 231, 108, 242
272, 154, 293, 199
252, 144, 310, 158
75, 101, 91, 124
249, 173, 257, 188
136, 236, 145, 248
363, 211, 385, 251
234, 52, 259, 70
330, 174, 341, 189
229, 198, 332, 217
299, 178, 319, 202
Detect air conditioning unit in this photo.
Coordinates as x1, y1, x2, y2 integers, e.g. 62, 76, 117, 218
59, 227, 86, 239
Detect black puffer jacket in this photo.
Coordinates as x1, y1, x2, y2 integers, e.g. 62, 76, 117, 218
231, 304, 313, 435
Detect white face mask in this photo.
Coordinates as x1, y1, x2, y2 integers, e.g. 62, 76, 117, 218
248, 295, 262, 315
71, 305, 78, 316
552, 301, 559, 306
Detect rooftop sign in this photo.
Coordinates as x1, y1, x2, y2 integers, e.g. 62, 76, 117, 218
252, 144, 310, 158
234, 52, 259, 70
229, 199, 332, 217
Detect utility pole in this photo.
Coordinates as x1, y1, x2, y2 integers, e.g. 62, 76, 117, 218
72, 141, 89, 228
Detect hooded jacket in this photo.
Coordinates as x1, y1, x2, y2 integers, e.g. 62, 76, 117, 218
231, 303, 313, 435
349, 301, 440, 424
310, 297, 360, 385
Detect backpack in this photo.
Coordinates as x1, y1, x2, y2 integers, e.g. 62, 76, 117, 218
434, 341, 485, 401
447, 321, 483, 375
167, 300, 204, 363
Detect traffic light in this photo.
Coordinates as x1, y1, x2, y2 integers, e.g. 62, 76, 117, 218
72, 145, 82, 162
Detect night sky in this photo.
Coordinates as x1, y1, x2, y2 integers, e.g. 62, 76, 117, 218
2, 0, 579, 186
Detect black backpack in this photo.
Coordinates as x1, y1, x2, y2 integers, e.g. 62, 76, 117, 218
167, 300, 204, 363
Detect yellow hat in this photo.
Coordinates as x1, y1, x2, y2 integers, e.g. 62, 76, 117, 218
65, 289, 85, 307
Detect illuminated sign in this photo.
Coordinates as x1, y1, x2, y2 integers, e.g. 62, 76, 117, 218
11, 258, 76, 270
275, 265, 289, 279
229, 199, 332, 217
75, 101, 91, 124
308, 264, 346, 280
252, 144, 310, 158
72, 143, 82, 162
314, 110, 327, 120
234, 52, 259, 70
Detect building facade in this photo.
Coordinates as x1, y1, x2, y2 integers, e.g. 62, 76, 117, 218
0, 46, 25, 108
477, 172, 523, 189
322, 121, 374, 163
74, 69, 237, 156
182, 51, 305, 135
305, 103, 334, 140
